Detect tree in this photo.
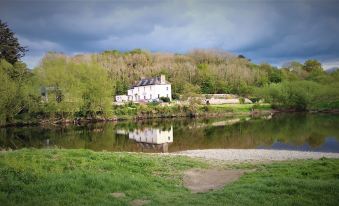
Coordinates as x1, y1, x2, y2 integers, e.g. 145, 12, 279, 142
35, 54, 113, 118
0, 20, 28, 64
0, 59, 38, 124
303, 59, 323, 73
0, 67, 17, 124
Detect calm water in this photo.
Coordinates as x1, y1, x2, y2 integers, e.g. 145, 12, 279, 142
1, 114, 339, 153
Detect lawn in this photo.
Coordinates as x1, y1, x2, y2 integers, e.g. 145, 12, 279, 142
204, 103, 272, 113
0, 149, 338, 206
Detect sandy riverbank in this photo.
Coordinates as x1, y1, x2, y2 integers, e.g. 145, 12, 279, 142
175, 149, 339, 162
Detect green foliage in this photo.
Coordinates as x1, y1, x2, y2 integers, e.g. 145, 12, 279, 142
0, 59, 39, 124
34, 55, 113, 118
196, 64, 216, 94
0, 67, 17, 124
0, 20, 27, 64
239, 97, 245, 104
303, 59, 323, 73
256, 80, 339, 111
115, 80, 130, 95
180, 83, 201, 100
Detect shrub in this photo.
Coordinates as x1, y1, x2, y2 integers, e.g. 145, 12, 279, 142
255, 80, 327, 111
239, 97, 245, 104
160, 97, 170, 102
202, 105, 210, 112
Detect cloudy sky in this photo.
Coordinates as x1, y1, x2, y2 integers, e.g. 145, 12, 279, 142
1, 0, 339, 69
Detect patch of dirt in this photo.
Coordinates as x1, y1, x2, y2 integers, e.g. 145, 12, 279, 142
130, 199, 150, 206
111, 192, 126, 198
183, 169, 245, 193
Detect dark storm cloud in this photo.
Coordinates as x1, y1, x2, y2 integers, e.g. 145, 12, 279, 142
0, 0, 339, 68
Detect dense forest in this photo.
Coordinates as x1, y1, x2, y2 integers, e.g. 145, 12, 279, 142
1, 20, 339, 125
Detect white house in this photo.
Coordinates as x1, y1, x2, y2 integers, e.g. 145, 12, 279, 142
115, 75, 172, 103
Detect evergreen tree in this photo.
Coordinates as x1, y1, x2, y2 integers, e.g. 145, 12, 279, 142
0, 20, 28, 64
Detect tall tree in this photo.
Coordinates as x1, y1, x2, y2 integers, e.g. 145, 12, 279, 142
0, 20, 27, 64
303, 59, 323, 73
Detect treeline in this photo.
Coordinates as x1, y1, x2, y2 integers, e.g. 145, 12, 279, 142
1, 20, 339, 125
39, 49, 339, 110
2, 49, 338, 123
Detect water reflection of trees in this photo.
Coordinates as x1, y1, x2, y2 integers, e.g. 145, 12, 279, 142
1, 114, 339, 152
169, 114, 339, 152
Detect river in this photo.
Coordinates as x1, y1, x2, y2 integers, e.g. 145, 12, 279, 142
1, 113, 339, 153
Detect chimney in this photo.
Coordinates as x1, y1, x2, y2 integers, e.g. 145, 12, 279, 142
160, 75, 166, 84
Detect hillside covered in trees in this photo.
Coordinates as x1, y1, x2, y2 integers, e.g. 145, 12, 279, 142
1, 20, 339, 125
36, 49, 339, 100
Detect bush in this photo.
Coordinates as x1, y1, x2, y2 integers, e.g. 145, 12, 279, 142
160, 97, 170, 102
249, 97, 260, 103
239, 97, 245, 104
202, 105, 210, 112
254, 80, 333, 111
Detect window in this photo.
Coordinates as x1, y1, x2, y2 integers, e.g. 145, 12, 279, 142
158, 94, 160, 98
144, 95, 146, 99
150, 94, 152, 99
150, 86, 152, 90
166, 94, 169, 97
166, 87, 168, 91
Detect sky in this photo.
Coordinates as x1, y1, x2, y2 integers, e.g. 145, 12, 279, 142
1, 0, 339, 69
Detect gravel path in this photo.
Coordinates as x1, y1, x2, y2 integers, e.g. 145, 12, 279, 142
175, 149, 339, 162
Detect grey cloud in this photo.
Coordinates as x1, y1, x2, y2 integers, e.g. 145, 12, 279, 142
0, 0, 339, 68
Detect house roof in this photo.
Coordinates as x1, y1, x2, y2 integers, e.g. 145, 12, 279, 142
131, 76, 169, 88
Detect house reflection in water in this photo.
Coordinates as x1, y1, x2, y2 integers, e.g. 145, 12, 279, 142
116, 126, 173, 153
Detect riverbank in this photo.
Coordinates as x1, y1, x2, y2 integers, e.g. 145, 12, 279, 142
175, 149, 339, 162
0, 103, 273, 127
3, 103, 339, 128
0, 149, 338, 205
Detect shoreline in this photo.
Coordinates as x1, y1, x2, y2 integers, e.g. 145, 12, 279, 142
174, 149, 339, 162
0, 109, 273, 128
2, 148, 339, 162
1, 108, 339, 128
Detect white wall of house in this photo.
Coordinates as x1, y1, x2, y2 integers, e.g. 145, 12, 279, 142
127, 84, 171, 102
115, 95, 128, 102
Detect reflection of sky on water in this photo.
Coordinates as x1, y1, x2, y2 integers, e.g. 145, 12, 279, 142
258, 137, 339, 153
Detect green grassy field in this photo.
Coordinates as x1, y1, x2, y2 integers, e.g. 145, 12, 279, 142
204, 103, 272, 113
114, 103, 272, 119
0, 149, 338, 206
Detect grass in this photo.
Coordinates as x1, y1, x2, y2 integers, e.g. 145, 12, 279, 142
1, 149, 338, 206
202, 103, 272, 113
